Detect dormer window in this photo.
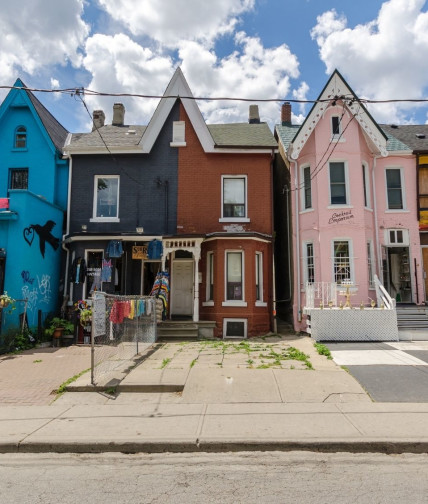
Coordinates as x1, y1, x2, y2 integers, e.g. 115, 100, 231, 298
15, 126, 27, 149
331, 116, 341, 137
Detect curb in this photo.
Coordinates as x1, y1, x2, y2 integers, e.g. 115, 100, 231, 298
3, 439, 428, 455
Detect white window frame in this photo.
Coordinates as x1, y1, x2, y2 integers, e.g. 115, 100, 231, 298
385, 167, 407, 211
331, 239, 354, 285
300, 164, 312, 211
362, 162, 371, 209
367, 240, 375, 289
222, 250, 247, 307
203, 251, 214, 306
255, 251, 266, 306
170, 121, 186, 147
91, 175, 120, 222
331, 115, 341, 139
303, 241, 315, 287
328, 161, 350, 208
223, 318, 248, 339
385, 228, 409, 246
219, 175, 250, 223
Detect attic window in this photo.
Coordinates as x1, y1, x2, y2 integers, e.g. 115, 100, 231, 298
331, 116, 341, 139
170, 121, 186, 147
416, 134, 426, 139
15, 126, 27, 149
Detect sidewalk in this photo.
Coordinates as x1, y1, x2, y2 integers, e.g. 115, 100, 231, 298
1, 334, 428, 454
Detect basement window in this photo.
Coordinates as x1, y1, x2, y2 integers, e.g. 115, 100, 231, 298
223, 318, 247, 339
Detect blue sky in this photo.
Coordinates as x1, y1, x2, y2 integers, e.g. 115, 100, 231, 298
1, 0, 427, 132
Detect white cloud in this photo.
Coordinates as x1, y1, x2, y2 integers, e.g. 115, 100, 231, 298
81, 31, 301, 130
82, 34, 174, 127
292, 81, 309, 115
311, 0, 428, 123
0, 0, 89, 84
97, 0, 255, 46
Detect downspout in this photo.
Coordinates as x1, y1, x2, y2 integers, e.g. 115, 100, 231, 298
290, 157, 301, 323
372, 155, 382, 276
270, 149, 277, 334
62, 153, 73, 305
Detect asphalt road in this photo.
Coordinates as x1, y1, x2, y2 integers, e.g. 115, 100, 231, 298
326, 341, 428, 402
2, 452, 428, 503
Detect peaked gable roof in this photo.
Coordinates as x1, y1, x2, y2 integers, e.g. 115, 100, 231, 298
0, 78, 68, 152
287, 70, 388, 160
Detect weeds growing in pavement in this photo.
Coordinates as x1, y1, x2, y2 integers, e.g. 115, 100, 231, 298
314, 342, 333, 359
160, 358, 171, 369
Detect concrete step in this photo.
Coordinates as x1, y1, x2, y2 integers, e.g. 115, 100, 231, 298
157, 322, 199, 339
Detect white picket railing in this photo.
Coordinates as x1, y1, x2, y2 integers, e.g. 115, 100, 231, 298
374, 274, 396, 310
305, 282, 337, 309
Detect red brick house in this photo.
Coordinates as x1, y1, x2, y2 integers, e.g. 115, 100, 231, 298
159, 69, 277, 338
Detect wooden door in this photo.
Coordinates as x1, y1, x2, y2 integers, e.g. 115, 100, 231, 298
171, 261, 193, 315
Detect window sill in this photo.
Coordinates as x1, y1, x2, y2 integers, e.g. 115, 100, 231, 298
255, 301, 267, 307
202, 301, 214, 307
364, 207, 373, 212
299, 208, 314, 214
327, 205, 353, 209
385, 209, 409, 213
170, 142, 186, 147
219, 218, 250, 223
222, 300, 247, 307
331, 136, 346, 143
90, 217, 120, 223
11, 148, 28, 152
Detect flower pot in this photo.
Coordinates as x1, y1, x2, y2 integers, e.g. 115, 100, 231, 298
53, 327, 64, 339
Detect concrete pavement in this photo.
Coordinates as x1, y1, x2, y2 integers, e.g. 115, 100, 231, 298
1, 335, 428, 454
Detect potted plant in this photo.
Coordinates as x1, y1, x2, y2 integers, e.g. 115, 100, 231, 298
74, 300, 92, 328
0, 291, 15, 310
45, 317, 74, 339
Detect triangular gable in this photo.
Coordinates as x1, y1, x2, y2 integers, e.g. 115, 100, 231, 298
289, 70, 388, 160
0, 78, 68, 154
140, 67, 215, 153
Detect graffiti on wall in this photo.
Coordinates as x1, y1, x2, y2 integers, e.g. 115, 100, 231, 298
21, 271, 52, 325
23, 220, 60, 258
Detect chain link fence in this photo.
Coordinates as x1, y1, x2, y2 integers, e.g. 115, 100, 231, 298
90, 292, 158, 385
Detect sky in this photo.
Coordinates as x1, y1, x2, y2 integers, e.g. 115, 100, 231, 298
1, 0, 428, 133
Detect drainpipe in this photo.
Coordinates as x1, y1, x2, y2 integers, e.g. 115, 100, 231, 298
290, 158, 301, 323
62, 153, 73, 303
372, 155, 382, 275
270, 149, 277, 334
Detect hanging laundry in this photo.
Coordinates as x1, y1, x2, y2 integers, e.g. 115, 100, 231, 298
150, 271, 170, 320
70, 257, 87, 284
109, 300, 131, 324
101, 258, 112, 282
106, 240, 123, 258
147, 239, 163, 260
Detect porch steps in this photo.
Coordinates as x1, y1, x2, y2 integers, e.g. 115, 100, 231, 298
157, 321, 199, 339
396, 306, 428, 329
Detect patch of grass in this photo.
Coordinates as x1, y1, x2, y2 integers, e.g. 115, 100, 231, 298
190, 359, 197, 368
341, 365, 350, 374
257, 364, 270, 369
160, 358, 171, 369
314, 342, 333, 360
105, 386, 117, 396
33, 359, 42, 363
55, 368, 90, 396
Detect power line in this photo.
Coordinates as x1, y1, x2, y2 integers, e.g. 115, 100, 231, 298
2, 84, 428, 105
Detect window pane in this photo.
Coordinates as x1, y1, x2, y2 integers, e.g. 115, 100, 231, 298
386, 169, 403, 209
227, 252, 242, 300
306, 243, 314, 284
223, 178, 245, 217
330, 184, 346, 204
332, 117, 340, 135
10, 169, 28, 189
255, 253, 262, 300
334, 241, 350, 284
304, 166, 312, 208
15, 127, 27, 148
330, 163, 347, 205
362, 165, 368, 207
330, 163, 345, 182
96, 178, 118, 217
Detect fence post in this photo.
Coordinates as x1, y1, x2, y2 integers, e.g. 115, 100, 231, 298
91, 292, 95, 385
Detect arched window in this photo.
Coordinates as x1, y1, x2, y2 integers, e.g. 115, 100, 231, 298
15, 126, 27, 148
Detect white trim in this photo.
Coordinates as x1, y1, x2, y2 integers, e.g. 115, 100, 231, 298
202, 301, 214, 307
223, 318, 248, 339
255, 251, 263, 303
203, 235, 271, 243
302, 240, 315, 286
362, 161, 371, 209
206, 251, 214, 302
328, 160, 350, 206
255, 301, 267, 307
221, 174, 248, 220
299, 163, 312, 211
224, 249, 245, 304
367, 240, 375, 289
385, 166, 406, 211
92, 175, 120, 220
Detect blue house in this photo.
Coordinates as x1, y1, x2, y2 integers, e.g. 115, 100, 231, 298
0, 79, 69, 331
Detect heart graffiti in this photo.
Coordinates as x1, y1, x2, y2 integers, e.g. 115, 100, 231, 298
23, 226, 34, 246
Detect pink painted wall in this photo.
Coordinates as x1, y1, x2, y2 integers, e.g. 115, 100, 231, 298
289, 105, 423, 331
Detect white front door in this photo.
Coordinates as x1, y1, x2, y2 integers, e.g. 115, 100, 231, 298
171, 261, 193, 315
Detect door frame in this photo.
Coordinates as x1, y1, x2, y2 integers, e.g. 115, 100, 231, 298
170, 259, 194, 317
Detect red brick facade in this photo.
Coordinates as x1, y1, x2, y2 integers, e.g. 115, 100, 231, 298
176, 104, 273, 337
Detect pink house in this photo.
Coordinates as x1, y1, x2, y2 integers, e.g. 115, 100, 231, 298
275, 70, 424, 334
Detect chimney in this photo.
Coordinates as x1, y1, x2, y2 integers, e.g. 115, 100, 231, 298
92, 110, 105, 131
249, 104, 260, 124
112, 103, 125, 126
281, 102, 292, 126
